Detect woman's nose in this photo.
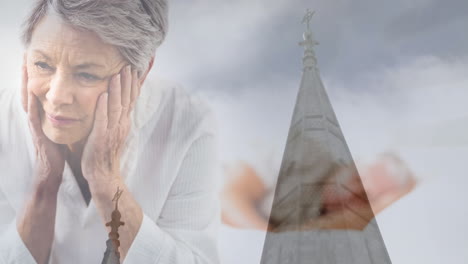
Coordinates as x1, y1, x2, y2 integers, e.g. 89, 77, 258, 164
45, 72, 74, 106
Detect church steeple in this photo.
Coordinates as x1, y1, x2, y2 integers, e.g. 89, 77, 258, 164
260, 9, 393, 264
101, 188, 125, 264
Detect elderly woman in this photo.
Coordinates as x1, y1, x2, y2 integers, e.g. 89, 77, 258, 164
0, 1, 218, 263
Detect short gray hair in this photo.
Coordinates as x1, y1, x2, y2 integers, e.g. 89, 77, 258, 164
22, 0, 169, 72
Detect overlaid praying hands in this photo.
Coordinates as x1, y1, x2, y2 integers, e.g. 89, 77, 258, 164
221, 154, 417, 232
300, 154, 417, 231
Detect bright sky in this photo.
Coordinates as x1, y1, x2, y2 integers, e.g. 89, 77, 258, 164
1, 1, 467, 263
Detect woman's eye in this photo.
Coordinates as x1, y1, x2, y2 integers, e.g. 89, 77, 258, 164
34, 62, 53, 71
78, 72, 100, 81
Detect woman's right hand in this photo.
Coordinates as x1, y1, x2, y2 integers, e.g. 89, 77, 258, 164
22, 63, 66, 187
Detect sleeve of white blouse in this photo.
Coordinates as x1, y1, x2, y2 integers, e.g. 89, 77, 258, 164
124, 133, 219, 263
0, 190, 37, 264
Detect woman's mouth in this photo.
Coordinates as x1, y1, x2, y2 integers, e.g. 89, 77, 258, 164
46, 113, 80, 126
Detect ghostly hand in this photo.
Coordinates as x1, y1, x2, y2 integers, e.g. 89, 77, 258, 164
299, 153, 417, 231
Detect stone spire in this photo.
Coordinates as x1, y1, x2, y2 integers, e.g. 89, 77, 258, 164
260, 9, 392, 264
101, 188, 125, 264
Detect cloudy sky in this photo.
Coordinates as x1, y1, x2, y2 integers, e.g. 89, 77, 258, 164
1, 0, 468, 263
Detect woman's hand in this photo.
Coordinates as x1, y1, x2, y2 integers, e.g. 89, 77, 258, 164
19, 62, 66, 264
22, 63, 66, 187
81, 65, 141, 188
80, 66, 144, 260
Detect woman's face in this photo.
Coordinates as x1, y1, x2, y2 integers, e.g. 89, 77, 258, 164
26, 14, 126, 146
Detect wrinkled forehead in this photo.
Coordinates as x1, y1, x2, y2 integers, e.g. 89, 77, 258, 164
29, 13, 123, 66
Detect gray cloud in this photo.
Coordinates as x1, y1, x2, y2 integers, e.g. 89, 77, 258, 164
153, 0, 468, 96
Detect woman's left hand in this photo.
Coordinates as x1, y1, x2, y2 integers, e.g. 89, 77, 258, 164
81, 65, 141, 187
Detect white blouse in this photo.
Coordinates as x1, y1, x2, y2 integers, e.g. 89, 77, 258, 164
0, 77, 220, 264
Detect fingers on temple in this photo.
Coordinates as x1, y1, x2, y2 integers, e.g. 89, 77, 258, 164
108, 74, 122, 129
21, 64, 28, 113
121, 66, 132, 115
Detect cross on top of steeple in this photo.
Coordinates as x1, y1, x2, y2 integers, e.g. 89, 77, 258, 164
299, 9, 319, 68
302, 9, 315, 31
112, 187, 123, 202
